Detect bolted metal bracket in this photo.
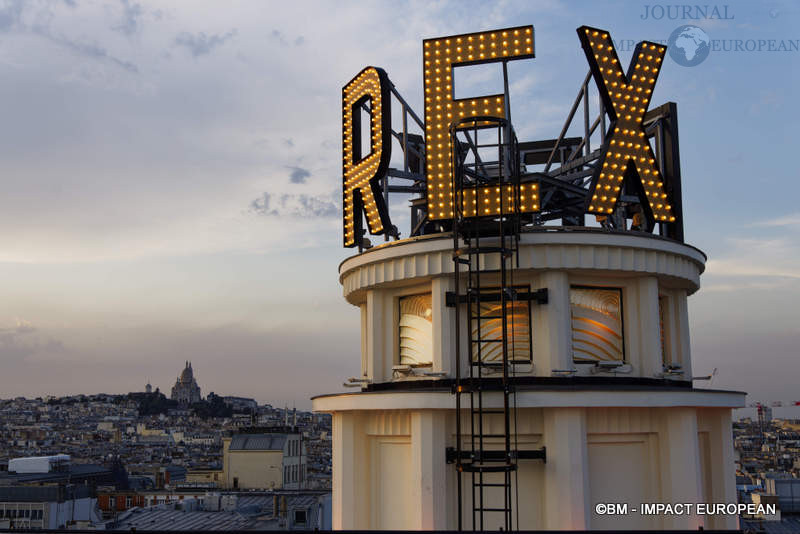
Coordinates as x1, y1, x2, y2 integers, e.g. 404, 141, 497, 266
445, 287, 548, 307
446, 446, 546, 464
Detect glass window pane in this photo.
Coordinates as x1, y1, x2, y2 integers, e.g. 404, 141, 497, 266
571, 287, 624, 362
399, 294, 433, 366
471, 291, 531, 363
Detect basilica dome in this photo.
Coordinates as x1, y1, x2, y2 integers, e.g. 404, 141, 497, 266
179, 361, 194, 383
171, 361, 201, 405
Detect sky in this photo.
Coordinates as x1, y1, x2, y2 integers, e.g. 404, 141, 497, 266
0, 0, 798, 411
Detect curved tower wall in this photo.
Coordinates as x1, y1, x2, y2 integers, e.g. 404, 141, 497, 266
340, 232, 703, 383
314, 231, 744, 530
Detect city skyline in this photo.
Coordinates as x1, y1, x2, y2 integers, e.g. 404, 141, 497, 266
1, 0, 799, 409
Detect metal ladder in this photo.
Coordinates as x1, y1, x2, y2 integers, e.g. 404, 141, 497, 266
451, 115, 522, 531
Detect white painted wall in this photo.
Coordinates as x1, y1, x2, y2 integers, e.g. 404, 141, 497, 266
321, 405, 741, 530
341, 235, 703, 383
318, 233, 741, 530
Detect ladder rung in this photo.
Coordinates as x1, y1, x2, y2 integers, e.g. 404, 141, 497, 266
446, 447, 545, 463
472, 408, 505, 414
474, 507, 511, 512
447, 289, 548, 307
459, 464, 516, 473
475, 482, 508, 487
455, 246, 511, 255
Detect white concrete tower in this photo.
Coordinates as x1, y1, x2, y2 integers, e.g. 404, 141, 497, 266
314, 233, 744, 530
317, 23, 745, 531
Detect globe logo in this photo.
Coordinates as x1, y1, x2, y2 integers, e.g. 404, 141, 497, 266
668, 25, 710, 67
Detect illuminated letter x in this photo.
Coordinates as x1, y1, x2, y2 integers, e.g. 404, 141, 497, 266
578, 26, 675, 224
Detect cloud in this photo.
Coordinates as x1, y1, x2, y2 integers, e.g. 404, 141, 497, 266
702, 278, 795, 293
250, 192, 278, 216
112, 0, 143, 37
293, 193, 339, 217
0, 0, 23, 32
37, 28, 139, 73
269, 29, 304, 47
270, 29, 285, 45
250, 191, 339, 218
750, 213, 800, 228
0, 320, 65, 361
705, 237, 800, 279
287, 165, 311, 184
703, 214, 800, 281
0, 1, 138, 72
174, 29, 237, 57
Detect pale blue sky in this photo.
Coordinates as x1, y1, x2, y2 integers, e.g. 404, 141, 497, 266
0, 0, 797, 409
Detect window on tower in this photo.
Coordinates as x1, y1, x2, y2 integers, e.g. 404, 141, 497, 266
471, 287, 532, 363
570, 286, 625, 363
398, 294, 434, 366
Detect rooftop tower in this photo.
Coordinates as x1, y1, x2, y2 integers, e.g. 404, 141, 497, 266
313, 23, 744, 531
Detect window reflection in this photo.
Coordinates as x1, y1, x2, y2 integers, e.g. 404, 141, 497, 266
399, 294, 433, 366
571, 287, 624, 362
471, 291, 532, 363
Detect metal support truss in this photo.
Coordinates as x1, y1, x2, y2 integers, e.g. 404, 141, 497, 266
364, 67, 685, 247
